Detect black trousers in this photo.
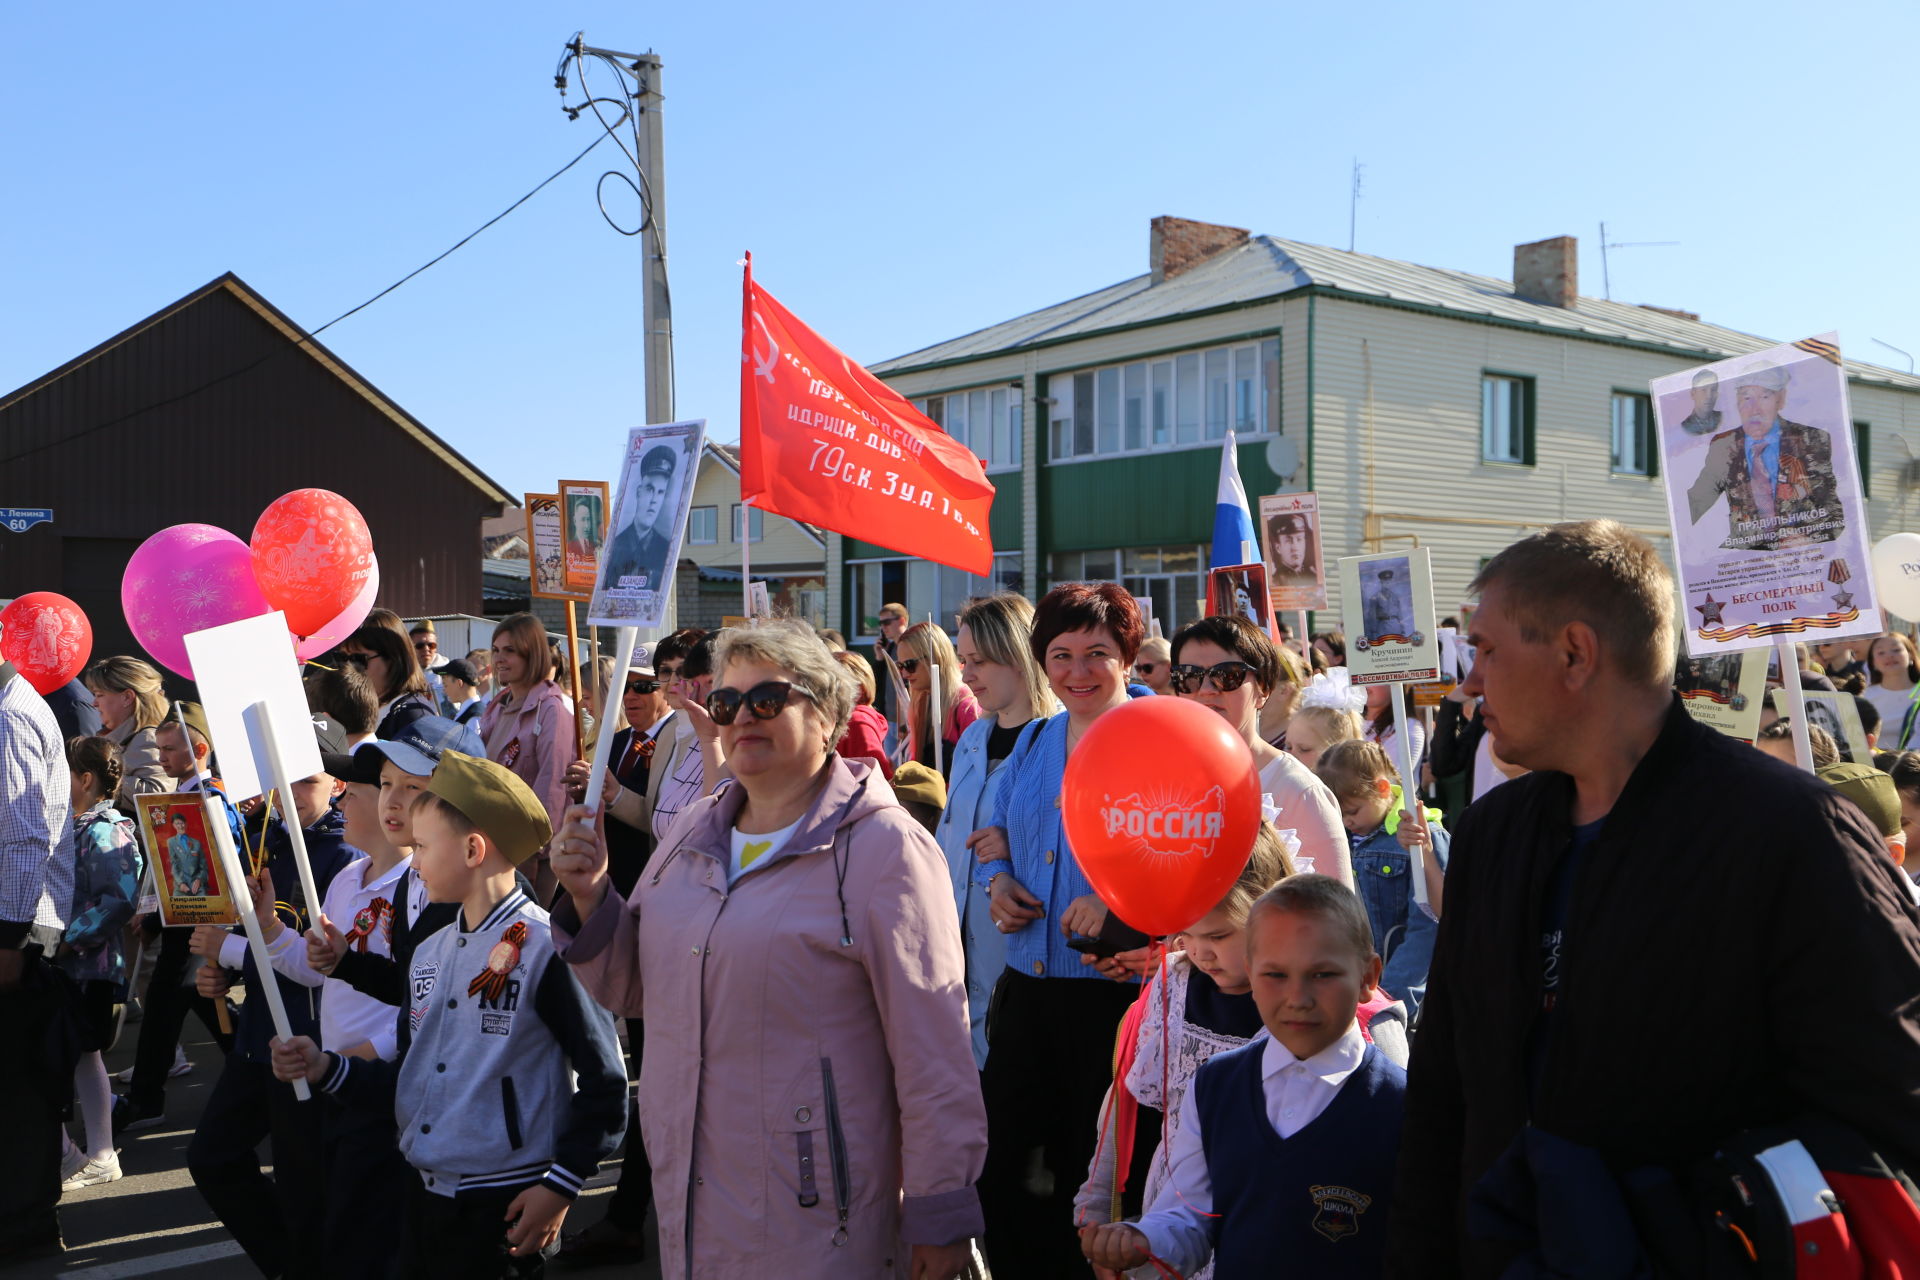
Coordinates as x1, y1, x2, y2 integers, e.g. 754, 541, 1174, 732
0, 930, 69, 1253
405, 1180, 553, 1280
979, 969, 1139, 1279
321, 1095, 412, 1279
601, 1017, 654, 1231
187, 1054, 325, 1279
130, 926, 233, 1108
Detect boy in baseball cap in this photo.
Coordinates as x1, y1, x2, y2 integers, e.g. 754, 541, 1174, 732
273, 751, 625, 1277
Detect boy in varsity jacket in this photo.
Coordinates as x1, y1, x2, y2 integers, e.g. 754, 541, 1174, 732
273, 751, 625, 1278
1082, 875, 1406, 1279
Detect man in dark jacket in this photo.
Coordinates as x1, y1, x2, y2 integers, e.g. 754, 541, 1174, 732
1388, 519, 1920, 1277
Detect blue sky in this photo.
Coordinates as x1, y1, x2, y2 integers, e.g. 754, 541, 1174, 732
4, 1, 1915, 503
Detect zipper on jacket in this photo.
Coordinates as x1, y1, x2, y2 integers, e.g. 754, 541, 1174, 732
502, 1076, 523, 1150
820, 1057, 851, 1246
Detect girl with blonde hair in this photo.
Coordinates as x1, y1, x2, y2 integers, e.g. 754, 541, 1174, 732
896, 621, 978, 777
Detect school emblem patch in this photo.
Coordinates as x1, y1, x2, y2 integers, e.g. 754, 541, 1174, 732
410, 960, 439, 1033
1309, 1184, 1372, 1243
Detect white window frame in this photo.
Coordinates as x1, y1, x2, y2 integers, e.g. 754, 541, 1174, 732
1048, 338, 1278, 464
1481, 374, 1529, 465
731, 504, 763, 544
687, 505, 719, 545
1610, 391, 1653, 476
848, 552, 1024, 643
911, 384, 1024, 472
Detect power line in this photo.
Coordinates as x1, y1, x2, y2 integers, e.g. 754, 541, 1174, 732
1, 131, 611, 468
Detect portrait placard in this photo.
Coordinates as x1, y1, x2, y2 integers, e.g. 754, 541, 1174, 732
182, 611, 323, 803
138, 794, 240, 927
1655, 333, 1880, 656
558, 480, 610, 592
1206, 563, 1271, 632
588, 420, 707, 629
523, 494, 581, 602
1675, 648, 1770, 743
746, 581, 772, 620
1258, 492, 1327, 611
1338, 548, 1440, 687
1772, 686, 1870, 763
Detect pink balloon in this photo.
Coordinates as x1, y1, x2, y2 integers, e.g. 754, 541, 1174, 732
294, 553, 380, 661
121, 524, 272, 679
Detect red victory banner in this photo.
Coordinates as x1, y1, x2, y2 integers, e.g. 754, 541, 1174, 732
740, 255, 995, 575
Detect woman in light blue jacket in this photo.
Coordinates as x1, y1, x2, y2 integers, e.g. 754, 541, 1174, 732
934, 594, 1058, 1069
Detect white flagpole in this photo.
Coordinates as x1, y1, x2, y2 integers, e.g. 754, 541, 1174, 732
585, 627, 641, 815
1774, 636, 1815, 772
245, 701, 321, 926
1388, 685, 1430, 911
205, 793, 309, 1100
740, 495, 752, 621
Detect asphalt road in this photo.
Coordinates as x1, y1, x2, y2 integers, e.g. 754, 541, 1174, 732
8, 1009, 659, 1279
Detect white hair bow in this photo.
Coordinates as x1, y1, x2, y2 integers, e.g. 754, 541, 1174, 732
1298, 669, 1366, 713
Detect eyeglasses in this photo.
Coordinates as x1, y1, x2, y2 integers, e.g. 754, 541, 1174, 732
625, 680, 659, 695
338, 652, 370, 669
414, 640, 436, 652
1134, 662, 1160, 677
1169, 661, 1257, 695
898, 658, 923, 676
705, 680, 814, 726
878, 614, 904, 626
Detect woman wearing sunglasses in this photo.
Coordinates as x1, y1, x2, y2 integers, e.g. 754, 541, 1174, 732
965, 582, 1151, 1277
337, 621, 438, 741
1167, 615, 1351, 884
895, 622, 979, 779
548, 619, 986, 1280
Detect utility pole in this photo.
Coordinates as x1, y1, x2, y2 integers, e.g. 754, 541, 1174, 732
631, 52, 675, 427
1349, 159, 1364, 252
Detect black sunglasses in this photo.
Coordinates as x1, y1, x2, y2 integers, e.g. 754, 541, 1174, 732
1169, 661, 1256, 695
338, 652, 371, 669
625, 680, 659, 695
705, 680, 814, 726
1134, 662, 1160, 676
898, 658, 924, 676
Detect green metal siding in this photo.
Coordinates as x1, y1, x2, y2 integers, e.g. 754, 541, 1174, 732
1041, 441, 1280, 553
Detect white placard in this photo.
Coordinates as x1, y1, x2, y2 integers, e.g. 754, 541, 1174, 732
183, 611, 322, 802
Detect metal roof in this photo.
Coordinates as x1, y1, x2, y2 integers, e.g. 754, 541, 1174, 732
872, 236, 1920, 392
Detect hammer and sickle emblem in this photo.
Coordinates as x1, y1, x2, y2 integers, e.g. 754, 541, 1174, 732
748, 311, 779, 385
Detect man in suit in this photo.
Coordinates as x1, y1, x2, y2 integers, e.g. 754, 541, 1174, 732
1679, 368, 1722, 436
601, 445, 679, 592
1685, 361, 1840, 553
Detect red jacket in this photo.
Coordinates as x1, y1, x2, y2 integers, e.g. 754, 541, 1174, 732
837, 703, 893, 780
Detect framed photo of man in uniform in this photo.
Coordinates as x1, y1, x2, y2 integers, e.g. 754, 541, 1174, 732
589, 419, 706, 629
1675, 649, 1769, 742
1655, 333, 1880, 656
1773, 686, 1870, 763
1206, 564, 1271, 631
1258, 492, 1326, 611
138, 794, 240, 927
559, 480, 610, 592
1337, 548, 1440, 687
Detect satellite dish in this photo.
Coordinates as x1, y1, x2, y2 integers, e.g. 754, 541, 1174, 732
1265, 435, 1301, 483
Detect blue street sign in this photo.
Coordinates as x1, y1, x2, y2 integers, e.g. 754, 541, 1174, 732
0, 508, 53, 533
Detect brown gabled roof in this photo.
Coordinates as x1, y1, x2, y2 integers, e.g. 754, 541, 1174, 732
0, 272, 517, 507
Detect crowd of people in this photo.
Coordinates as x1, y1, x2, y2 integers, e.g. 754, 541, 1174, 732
6, 518, 1920, 1277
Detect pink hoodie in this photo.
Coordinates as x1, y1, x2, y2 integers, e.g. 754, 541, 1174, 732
553, 755, 986, 1277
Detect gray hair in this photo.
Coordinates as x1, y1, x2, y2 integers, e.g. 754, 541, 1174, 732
712, 619, 856, 749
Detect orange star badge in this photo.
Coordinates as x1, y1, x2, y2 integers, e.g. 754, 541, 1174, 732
1694, 594, 1725, 627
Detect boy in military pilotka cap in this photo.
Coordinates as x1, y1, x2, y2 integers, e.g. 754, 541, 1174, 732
272, 751, 626, 1279
1082, 875, 1406, 1278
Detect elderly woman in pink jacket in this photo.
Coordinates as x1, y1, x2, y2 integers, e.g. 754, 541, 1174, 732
550, 619, 987, 1279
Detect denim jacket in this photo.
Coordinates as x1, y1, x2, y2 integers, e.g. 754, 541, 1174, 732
933, 715, 1014, 1068
1350, 785, 1450, 1019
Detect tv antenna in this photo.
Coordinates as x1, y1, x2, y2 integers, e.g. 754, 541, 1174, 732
1349, 159, 1365, 252
1599, 221, 1678, 301
1871, 338, 1915, 374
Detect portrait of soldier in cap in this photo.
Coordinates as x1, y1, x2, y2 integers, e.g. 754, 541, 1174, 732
1363, 562, 1412, 640
1684, 359, 1839, 552
1266, 510, 1320, 589
602, 443, 680, 591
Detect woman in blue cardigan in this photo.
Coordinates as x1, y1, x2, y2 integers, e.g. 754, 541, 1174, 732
969, 582, 1147, 1279
934, 594, 1058, 1071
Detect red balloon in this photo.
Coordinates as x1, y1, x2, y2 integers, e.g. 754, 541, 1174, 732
0, 592, 94, 695
1062, 696, 1262, 936
250, 489, 375, 637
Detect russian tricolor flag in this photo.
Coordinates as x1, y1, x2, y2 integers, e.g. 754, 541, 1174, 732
1211, 426, 1258, 569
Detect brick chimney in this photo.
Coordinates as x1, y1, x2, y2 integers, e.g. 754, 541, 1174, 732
1512, 235, 1578, 308
1151, 217, 1251, 284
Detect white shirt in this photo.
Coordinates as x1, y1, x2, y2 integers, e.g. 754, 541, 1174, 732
1257, 753, 1352, 885
259, 853, 414, 1060
1865, 684, 1918, 749
727, 818, 802, 885
1138, 1023, 1369, 1275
